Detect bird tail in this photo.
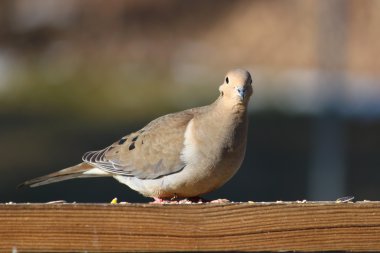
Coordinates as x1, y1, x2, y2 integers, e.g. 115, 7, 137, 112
19, 162, 110, 188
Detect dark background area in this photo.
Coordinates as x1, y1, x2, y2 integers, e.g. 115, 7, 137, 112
0, 0, 379, 203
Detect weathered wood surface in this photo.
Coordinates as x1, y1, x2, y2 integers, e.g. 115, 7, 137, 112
1, 202, 380, 252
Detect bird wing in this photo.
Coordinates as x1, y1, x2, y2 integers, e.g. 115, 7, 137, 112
82, 110, 194, 179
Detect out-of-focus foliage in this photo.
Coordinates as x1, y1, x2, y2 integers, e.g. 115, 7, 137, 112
1, 0, 380, 119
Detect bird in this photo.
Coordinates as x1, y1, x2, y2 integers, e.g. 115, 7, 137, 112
20, 69, 253, 202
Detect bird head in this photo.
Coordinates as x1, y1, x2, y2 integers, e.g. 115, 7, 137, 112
219, 69, 253, 104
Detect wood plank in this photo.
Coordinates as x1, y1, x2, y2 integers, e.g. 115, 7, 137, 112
1, 202, 380, 252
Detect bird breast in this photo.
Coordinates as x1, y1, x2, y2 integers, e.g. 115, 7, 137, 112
180, 108, 248, 181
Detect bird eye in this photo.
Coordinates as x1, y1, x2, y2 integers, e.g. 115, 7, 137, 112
225, 77, 229, 84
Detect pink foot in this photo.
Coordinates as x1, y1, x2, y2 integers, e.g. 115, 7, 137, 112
151, 197, 166, 204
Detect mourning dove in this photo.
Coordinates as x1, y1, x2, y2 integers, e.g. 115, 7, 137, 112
20, 69, 253, 201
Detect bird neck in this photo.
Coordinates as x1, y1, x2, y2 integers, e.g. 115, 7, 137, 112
214, 95, 248, 117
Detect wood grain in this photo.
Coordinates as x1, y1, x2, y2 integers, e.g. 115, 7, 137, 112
1, 202, 380, 252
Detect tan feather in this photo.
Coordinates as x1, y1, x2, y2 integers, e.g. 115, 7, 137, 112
19, 163, 107, 188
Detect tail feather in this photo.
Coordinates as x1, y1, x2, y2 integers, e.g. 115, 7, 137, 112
19, 163, 110, 188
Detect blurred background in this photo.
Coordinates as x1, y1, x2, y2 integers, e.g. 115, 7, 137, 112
1, 0, 379, 203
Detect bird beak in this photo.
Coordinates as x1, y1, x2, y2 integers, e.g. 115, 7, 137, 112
235, 87, 246, 99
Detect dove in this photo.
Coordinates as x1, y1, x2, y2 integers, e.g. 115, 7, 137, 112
20, 69, 253, 202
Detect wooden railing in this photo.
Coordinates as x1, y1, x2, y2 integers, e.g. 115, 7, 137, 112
1, 201, 380, 252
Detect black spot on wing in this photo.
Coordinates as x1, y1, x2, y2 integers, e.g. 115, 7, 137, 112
132, 136, 138, 142
129, 142, 135, 150
118, 138, 126, 145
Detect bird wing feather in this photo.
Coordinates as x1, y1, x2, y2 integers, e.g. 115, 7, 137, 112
82, 110, 194, 179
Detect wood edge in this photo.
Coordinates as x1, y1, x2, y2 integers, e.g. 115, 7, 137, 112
1, 200, 380, 208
